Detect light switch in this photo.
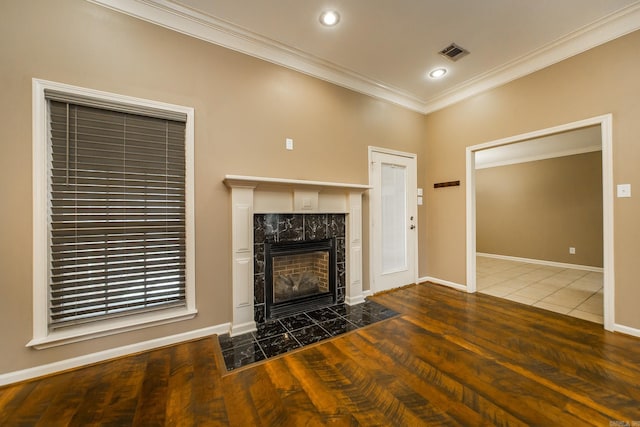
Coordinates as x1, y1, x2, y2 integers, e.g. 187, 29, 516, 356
417, 196, 423, 206
417, 188, 423, 196
617, 184, 631, 198
285, 138, 294, 150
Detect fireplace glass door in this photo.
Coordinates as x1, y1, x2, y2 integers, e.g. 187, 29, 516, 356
272, 250, 329, 303
265, 239, 336, 319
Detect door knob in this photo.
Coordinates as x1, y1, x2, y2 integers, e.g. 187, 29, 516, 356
410, 225, 415, 230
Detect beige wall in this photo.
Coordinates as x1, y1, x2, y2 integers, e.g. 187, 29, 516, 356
424, 29, 640, 329
0, 1, 426, 374
476, 152, 603, 267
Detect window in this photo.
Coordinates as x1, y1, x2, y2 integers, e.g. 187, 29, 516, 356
30, 80, 196, 348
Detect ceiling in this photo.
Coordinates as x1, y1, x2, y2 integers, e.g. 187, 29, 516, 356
92, 0, 640, 113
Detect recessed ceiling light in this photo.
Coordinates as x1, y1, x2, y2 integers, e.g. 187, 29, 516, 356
319, 10, 340, 26
428, 68, 448, 79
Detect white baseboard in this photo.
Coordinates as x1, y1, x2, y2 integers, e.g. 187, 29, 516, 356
421, 276, 469, 292
345, 295, 365, 306
362, 289, 373, 298
477, 253, 604, 273
230, 321, 256, 337
613, 323, 640, 338
0, 323, 230, 387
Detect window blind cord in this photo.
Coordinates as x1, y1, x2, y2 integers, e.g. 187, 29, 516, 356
65, 103, 69, 185
121, 115, 127, 312
165, 120, 169, 250
74, 106, 79, 317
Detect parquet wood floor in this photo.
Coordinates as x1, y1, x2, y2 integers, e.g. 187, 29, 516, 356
2, 283, 640, 426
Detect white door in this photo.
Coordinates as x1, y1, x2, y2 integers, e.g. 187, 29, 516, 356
369, 148, 417, 293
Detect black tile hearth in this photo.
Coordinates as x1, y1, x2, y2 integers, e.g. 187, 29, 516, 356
279, 313, 316, 331
306, 307, 341, 323
254, 320, 288, 339
218, 300, 399, 371
319, 317, 359, 336
258, 333, 301, 358
291, 324, 332, 346
221, 340, 266, 370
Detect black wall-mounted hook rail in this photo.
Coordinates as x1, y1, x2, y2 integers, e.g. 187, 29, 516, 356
433, 180, 460, 188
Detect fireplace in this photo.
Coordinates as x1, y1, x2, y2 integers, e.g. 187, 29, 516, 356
265, 239, 336, 319
224, 175, 367, 336
254, 213, 346, 323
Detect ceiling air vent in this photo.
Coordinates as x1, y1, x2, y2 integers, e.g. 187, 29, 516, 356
439, 43, 469, 61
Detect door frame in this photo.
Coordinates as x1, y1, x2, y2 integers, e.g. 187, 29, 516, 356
465, 114, 614, 331
368, 146, 419, 294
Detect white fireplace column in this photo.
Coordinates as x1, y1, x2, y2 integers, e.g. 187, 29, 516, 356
229, 184, 257, 336
224, 175, 369, 336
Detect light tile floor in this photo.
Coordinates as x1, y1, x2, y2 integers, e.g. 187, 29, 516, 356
477, 256, 603, 324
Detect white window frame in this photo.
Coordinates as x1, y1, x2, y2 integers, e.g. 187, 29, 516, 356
29, 79, 196, 349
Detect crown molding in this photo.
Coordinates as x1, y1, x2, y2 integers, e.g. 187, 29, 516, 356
422, 2, 640, 114
88, 0, 640, 115
86, 0, 426, 112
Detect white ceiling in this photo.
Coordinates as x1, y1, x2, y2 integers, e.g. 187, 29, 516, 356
92, 0, 640, 113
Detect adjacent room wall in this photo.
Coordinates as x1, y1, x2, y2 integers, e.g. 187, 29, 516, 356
476, 152, 603, 267
0, 0, 426, 375
424, 29, 640, 330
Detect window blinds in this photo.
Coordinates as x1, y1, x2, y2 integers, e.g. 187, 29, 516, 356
48, 99, 187, 329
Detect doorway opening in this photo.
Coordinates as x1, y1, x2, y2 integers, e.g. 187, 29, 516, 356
465, 115, 614, 331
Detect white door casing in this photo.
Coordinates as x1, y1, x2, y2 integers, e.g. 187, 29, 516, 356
369, 147, 418, 293
465, 114, 614, 331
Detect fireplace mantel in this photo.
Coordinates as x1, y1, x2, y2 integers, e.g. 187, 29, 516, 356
224, 175, 369, 336
224, 175, 371, 191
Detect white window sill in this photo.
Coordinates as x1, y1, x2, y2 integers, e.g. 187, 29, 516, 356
27, 308, 198, 350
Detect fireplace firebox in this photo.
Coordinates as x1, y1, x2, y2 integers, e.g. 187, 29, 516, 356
265, 239, 336, 319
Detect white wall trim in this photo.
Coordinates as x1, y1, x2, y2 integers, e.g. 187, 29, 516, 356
223, 175, 370, 191
475, 145, 602, 170
477, 253, 604, 273
421, 276, 468, 292
0, 324, 229, 387
87, 1, 640, 115
230, 321, 257, 337
600, 116, 615, 332
28, 309, 198, 349
345, 295, 366, 306
613, 323, 640, 339
31, 78, 197, 348
466, 114, 615, 331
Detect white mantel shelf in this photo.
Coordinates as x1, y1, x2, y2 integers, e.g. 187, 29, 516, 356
224, 174, 368, 336
224, 175, 371, 191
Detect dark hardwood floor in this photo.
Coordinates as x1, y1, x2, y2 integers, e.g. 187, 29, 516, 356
2, 283, 640, 426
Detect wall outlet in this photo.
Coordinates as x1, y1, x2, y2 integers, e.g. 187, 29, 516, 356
569, 247, 576, 255
617, 183, 631, 198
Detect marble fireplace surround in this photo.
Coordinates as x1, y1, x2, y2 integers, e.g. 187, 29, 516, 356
224, 175, 370, 336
